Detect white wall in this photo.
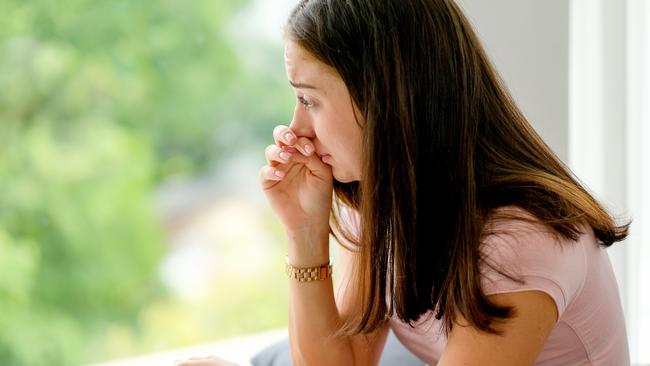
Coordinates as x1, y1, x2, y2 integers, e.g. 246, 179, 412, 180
457, 0, 570, 162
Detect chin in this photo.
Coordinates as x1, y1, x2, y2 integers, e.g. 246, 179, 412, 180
335, 177, 355, 183
333, 169, 360, 183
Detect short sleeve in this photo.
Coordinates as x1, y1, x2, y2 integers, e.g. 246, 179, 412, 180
479, 208, 588, 320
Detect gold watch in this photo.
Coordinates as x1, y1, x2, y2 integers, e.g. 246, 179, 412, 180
285, 256, 333, 282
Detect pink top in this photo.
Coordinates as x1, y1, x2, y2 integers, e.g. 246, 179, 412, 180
342, 206, 629, 365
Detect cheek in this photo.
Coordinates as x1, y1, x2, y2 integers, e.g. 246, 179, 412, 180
318, 125, 344, 148
347, 127, 364, 167
314, 109, 361, 153
311, 115, 334, 141
351, 139, 364, 167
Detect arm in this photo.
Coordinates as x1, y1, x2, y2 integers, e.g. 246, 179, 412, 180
287, 231, 389, 366
437, 290, 558, 366
261, 126, 387, 365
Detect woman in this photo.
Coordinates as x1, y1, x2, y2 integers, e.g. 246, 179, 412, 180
179, 0, 630, 365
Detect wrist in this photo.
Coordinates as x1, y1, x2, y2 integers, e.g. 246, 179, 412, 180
285, 255, 333, 282
285, 228, 329, 267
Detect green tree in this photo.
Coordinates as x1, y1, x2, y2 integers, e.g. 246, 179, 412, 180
0, 0, 292, 364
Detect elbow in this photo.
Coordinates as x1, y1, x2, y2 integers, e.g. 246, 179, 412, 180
290, 344, 315, 366
290, 345, 356, 366
290, 348, 308, 366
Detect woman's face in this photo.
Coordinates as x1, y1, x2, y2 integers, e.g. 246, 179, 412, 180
284, 41, 364, 183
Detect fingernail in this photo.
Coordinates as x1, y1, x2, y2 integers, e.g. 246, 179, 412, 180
304, 144, 313, 154
279, 151, 291, 161
284, 132, 295, 142
274, 169, 285, 177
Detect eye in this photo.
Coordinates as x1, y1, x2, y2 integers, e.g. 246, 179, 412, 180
297, 96, 315, 110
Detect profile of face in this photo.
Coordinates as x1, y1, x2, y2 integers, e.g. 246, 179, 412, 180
284, 41, 364, 183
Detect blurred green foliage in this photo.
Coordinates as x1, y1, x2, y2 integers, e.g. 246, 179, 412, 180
0, 0, 293, 364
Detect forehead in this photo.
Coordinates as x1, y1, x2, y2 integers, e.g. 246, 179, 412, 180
284, 41, 334, 82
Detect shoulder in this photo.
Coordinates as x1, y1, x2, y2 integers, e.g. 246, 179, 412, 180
479, 206, 589, 318
438, 207, 589, 365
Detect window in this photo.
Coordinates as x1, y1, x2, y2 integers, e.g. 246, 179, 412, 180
570, 0, 650, 363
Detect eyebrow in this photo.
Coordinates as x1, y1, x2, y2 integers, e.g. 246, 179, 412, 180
289, 81, 319, 90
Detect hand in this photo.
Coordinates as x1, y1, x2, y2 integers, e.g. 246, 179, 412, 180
173, 355, 238, 366
259, 125, 333, 240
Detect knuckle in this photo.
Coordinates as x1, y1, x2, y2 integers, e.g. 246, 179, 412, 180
294, 137, 313, 153
264, 166, 275, 178
296, 136, 311, 145
276, 126, 295, 143
273, 125, 288, 137
259, 166, 269, 178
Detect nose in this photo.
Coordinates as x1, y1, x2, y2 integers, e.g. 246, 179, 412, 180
289, 106, 315, 138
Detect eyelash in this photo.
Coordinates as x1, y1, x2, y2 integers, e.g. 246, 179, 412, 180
297, 96, 315, 110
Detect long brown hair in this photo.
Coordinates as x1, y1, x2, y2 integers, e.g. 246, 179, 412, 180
286, 0, 629, 336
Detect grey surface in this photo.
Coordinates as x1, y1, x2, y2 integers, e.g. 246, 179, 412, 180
251, 329, 426, 366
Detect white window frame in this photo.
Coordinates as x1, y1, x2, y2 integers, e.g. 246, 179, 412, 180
570, 0, 650, 364
626, 0, 650, 364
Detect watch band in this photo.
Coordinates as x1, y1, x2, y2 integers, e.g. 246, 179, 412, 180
285, 256, 333, 282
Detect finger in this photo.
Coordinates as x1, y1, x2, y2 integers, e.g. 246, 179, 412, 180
292, 136, 315, 156
273, 125, 297, 146
259, 164, 285, 182
174, 361, 213, 366
265, 144, 293, 166
177, 356, 207, 364
289, 150, 331, 177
